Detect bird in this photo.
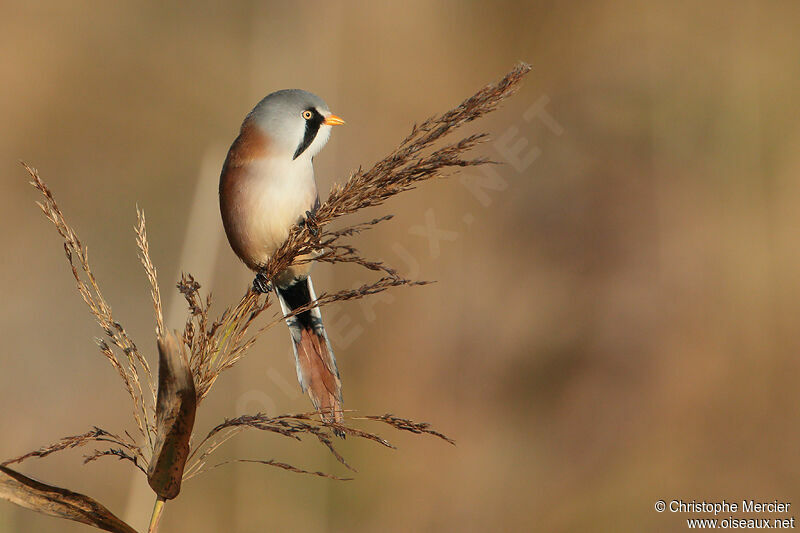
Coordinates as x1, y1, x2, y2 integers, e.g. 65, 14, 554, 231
218, 89, 346, 428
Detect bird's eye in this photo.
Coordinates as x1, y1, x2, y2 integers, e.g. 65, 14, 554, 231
302, 110, 313, 120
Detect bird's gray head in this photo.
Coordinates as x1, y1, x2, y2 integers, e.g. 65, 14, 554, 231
247, 89, 344, 161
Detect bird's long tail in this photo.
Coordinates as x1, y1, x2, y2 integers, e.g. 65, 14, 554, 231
276, 277, 343, 429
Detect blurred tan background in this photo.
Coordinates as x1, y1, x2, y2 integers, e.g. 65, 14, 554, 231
2, 1, 800, 531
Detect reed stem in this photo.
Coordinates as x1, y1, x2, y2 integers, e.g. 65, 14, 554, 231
147, 496, 166, 533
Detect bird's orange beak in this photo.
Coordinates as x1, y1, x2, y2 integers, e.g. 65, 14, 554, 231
324, 114, 346, 126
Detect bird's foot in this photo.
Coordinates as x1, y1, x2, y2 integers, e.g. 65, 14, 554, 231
252, 271, 273, 294
300, 210, 319, 237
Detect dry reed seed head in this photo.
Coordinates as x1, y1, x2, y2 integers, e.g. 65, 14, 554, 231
84, 448, 146, 475
25, 163, 157, 450
213, 459, 353, 481
1, 426, 147, 476
184, 410, 452, 482
361, 414, 456, 445
136, 208, 165, 339
256, 64, 531, 290
0, 428, 139, 468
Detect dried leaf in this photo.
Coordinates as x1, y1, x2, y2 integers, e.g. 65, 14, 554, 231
147, 332, 196, 499
0, 465, 137, 533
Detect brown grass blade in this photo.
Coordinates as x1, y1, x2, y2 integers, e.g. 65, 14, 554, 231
147, 332, 196, 499
0, 465, 138, 533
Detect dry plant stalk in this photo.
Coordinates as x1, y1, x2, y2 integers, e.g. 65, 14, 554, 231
1, 64, 530, 532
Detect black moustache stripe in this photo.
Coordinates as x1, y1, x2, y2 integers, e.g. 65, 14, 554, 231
293, 109, 324, 159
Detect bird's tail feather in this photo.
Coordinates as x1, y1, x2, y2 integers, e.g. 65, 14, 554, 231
277, 277, 343, 430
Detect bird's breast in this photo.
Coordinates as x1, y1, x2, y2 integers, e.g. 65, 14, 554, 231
220, 157, 317, 270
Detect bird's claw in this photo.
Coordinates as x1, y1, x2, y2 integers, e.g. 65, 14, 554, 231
300, 210, 319, 237
252, 272, 273, 294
